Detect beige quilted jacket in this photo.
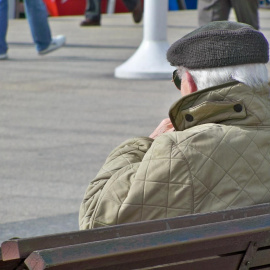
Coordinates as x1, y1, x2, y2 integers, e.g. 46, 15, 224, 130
79, 81, 270, 229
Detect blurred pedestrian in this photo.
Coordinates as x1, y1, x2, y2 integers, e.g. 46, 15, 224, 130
0, 0, 66, 60
80, 0, 143, 26
198, 0, 260, 30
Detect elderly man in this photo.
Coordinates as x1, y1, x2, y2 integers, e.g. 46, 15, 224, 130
79, 21, 270, 229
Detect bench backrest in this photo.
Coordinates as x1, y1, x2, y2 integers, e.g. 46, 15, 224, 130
1, 203, 270, 269
24, 213, 270, 270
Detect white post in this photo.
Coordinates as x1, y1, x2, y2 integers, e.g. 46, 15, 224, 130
114, 0, 174, 79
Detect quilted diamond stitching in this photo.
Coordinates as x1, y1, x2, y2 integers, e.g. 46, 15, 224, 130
197, 129, 256, 207
173, 127, 232, 207
135, 139, 192, 216
210, 129, 259, 204
235, 132, 270, 198
166, 141, 173, 217
140, 148, 152, 221
176, 125, 270, 210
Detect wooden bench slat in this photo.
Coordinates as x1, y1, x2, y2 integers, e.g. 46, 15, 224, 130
0, 249, 22, 270
144, 254, 244, 270
252, 248, 270, 267
23, 253, 245, 270
24, 213, 270, 270
2, 203, 270, 261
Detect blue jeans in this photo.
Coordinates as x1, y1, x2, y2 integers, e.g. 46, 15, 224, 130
0, 0, 52, 54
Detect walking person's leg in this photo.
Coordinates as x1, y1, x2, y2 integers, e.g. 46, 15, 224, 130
122, 0, 139, 11
232, 0, 260, 30
0, 0, 8, 58
81, 0, 101, 26
122, 0, 143, 23
24, 0, 52, 51
198, 0, 231, 26
24, 0, 65, 54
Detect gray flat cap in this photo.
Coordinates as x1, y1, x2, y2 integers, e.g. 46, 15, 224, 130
167, 21, 269, 69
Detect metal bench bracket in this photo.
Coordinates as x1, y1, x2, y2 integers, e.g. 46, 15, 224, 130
239, 241, 258, 270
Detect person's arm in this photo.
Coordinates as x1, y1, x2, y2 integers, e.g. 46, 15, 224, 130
79, 137, 153, 229
80, 132, 193, 229
94, 137, 153, 182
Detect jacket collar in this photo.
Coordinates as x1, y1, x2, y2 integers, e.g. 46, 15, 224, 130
169, 81, 270, 131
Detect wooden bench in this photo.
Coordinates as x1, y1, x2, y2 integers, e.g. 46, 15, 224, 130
1, 203, 270, 270
0, 249, 23, 270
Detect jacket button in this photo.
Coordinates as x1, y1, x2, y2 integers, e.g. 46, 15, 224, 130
234, 104, 243, 112
185, 114, 194, 122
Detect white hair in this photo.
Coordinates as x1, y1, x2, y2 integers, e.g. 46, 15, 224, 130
177, 64, 269, 91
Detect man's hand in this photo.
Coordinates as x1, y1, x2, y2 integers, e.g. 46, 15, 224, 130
149, 118, 175, 139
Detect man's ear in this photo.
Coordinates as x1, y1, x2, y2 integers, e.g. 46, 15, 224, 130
185, 71, 197, 94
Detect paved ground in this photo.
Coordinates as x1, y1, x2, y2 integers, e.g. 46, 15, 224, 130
0, 8, 270, 242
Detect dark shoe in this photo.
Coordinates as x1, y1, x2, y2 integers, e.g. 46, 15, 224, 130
80, 18, 100, 26
132, 0, 143, 23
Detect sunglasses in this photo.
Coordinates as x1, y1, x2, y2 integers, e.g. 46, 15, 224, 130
172, 69, 181, 90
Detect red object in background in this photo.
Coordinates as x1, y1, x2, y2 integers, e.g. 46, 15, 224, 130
44, 0, 130, 17
43, 0, 85, 16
